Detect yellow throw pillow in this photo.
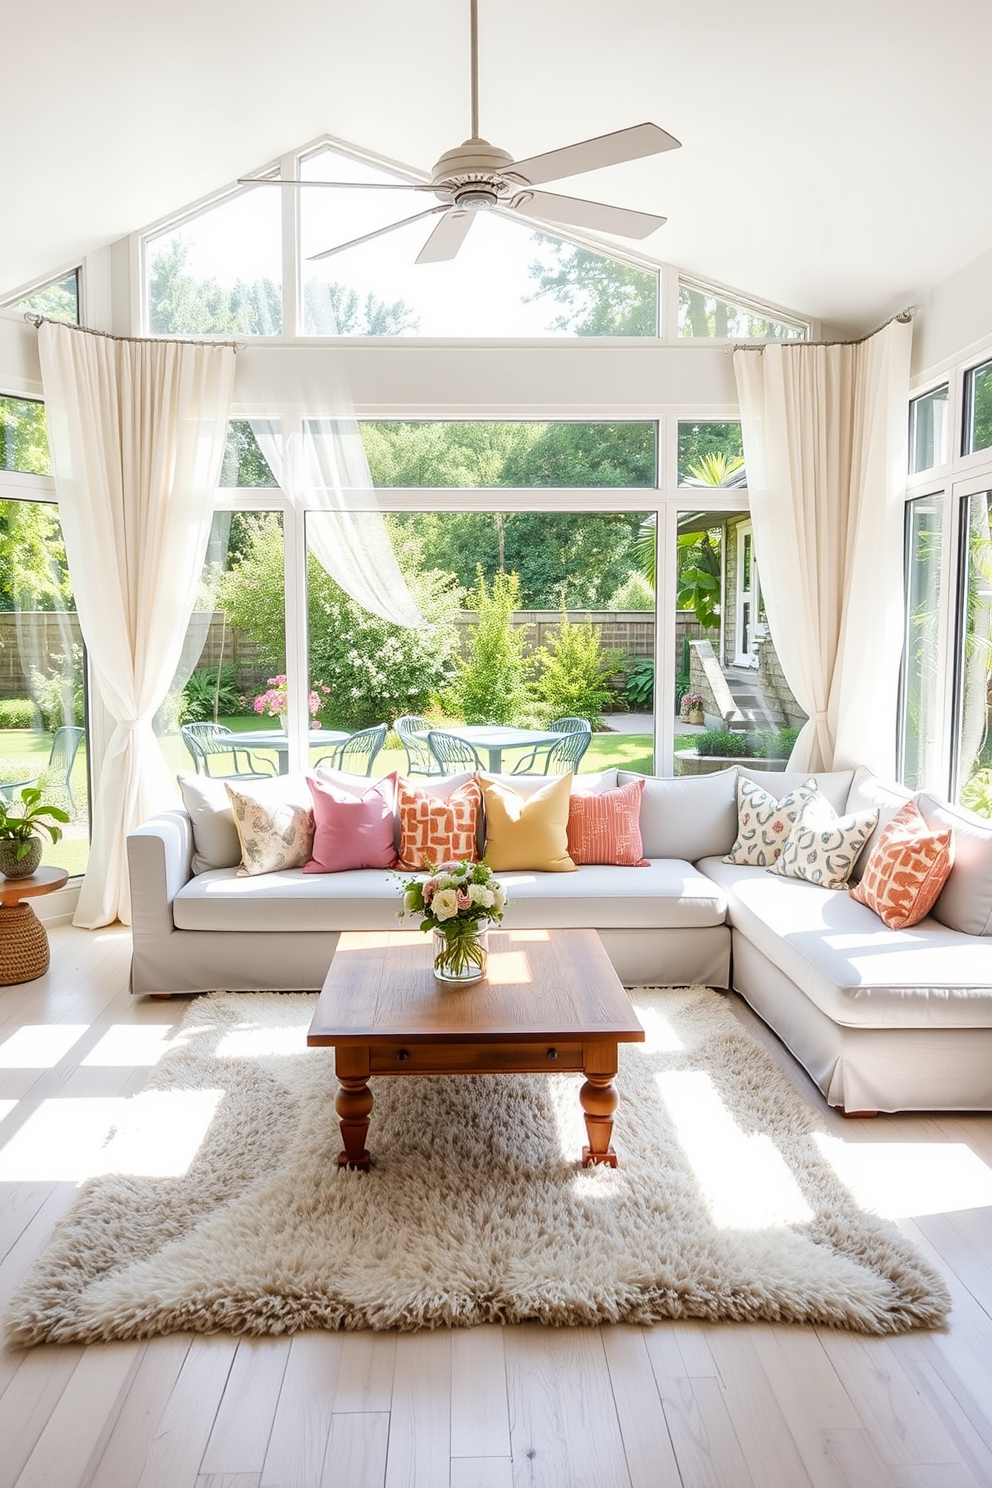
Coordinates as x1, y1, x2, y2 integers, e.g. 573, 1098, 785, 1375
479, 772, 577, 872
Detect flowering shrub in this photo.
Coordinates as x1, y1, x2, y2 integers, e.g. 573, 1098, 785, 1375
252, 674, 329, 722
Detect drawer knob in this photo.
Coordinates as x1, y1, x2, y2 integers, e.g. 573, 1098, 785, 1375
547, 1047, 558, 1061
397, 1049, 410, 1061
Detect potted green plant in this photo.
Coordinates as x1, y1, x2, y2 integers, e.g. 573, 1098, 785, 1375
0, 787, 70, 880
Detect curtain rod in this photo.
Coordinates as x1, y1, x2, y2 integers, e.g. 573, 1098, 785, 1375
25, 314, 243, 351
730, 306, 916, 354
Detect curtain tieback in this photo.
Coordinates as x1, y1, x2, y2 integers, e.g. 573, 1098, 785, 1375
811, 711, 829, 723
117, 719, 146, 732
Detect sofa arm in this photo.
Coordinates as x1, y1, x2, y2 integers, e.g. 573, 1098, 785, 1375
127, 810, 194, 937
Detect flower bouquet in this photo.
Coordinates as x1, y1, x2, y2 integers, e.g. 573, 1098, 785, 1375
397, 858, 506, 984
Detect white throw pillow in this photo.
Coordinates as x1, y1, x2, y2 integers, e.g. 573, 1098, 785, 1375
225, 778, 314, 876
844, 767, 914, 879
177, 773, 241, 874
767, 790, 878, 890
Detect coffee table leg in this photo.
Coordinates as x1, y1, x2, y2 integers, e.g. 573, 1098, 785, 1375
335, 1076, 373, 1170
580, 1072, 619, 1167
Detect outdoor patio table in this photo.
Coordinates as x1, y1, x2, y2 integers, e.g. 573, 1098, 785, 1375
234, 729, 350, 774
416, 725, 564, 774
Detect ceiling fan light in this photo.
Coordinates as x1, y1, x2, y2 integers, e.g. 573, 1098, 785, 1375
454, 186, 498, 210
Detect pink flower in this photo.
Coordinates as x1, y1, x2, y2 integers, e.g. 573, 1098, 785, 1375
456, 890, 472, 909
423, 880, 437, 902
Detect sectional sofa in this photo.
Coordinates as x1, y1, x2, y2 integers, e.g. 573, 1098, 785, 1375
126, 763, 992, 1114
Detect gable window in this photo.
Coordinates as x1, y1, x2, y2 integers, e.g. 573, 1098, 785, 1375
3, 270, 80, 326
145, 185, 283, 336
678, 278, 808, 340
298, 144, 660, 338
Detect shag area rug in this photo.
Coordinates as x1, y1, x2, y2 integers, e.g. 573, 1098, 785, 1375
6, 988, 950, 1344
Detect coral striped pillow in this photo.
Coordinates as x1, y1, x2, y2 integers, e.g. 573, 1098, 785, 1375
850, 800, 954, 929
566, 778, 648, 866
398, 778, 482, 870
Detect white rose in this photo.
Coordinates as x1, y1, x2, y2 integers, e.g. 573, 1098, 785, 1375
432, 889, 459, 921
492, 886, 506, 911
469, 884, 495, 908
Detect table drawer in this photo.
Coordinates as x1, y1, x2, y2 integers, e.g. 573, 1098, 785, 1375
368, 1041, 586, 1075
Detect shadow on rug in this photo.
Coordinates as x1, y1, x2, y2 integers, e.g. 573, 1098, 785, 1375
5, 987, 950, 1343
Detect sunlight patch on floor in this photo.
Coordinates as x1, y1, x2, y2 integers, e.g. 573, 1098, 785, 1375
215, 1026, 311, 1059
81, 1024, 177, 1067
814, 1134, 992, 1218
0, 1091, 223, 1180
0, 1025, 90, 1069
636, 1005, 686, 1054
656, 1070, 814, 1229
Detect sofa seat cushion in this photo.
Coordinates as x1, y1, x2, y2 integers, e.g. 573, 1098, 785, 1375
699, 856, 992, 1028
173, 859, 727, 934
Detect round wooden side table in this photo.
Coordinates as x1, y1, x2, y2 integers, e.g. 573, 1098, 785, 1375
0, 866, 70, 986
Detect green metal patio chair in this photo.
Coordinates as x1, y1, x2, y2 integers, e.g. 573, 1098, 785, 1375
315, 723, 388, 777
180, 722, 277, 780
394, 715, 443, 776
510, 717, 592, 775
426, 730, 484, 773
47, 725, 85, 813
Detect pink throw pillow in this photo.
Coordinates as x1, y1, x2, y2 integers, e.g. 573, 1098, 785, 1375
304, 772, 398, 873
566, 778, 648, 866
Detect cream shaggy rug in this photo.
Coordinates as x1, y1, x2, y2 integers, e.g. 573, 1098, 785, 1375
6, 988, 950, 1344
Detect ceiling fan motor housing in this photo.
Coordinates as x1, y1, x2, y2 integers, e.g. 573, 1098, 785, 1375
430, 137, 521, 207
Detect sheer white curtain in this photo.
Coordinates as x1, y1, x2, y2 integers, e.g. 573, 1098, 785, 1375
733, 318, 912, 776
250, 418, 423, 627
38, 322, 236, 927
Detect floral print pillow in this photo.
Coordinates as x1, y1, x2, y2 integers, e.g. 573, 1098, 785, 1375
723, 777, 817, 867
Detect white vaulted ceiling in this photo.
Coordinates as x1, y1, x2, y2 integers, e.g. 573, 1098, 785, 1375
5, 0, 992, 333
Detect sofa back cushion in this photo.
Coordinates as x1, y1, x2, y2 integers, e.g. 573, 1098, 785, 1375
917, 793, 992, 935
619, 768, 738, 861
737, 766, 855, 815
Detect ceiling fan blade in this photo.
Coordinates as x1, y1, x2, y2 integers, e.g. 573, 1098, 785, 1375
506, 123, 681, 188
307, 205, 448, 261
512, 190, 666, 239
416, 210, 475, 264
238, 177, 436, 192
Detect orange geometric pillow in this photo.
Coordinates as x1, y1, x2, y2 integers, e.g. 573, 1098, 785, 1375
397, 778, 482, 870
850, 800, 954, 929
567, 778, 648, 866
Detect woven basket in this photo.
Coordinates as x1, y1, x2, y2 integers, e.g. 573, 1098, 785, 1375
0, 902, 50, 985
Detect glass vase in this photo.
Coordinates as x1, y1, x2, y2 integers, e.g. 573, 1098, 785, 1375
432, 923, 489, 985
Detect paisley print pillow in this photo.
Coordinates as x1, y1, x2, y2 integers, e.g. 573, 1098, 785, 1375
225, 780, 314, 876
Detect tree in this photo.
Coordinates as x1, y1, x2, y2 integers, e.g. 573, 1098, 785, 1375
0, 500, 71, 611
526, 237, 658, 336
447, 569, 530, 724
148, 240, 418, 338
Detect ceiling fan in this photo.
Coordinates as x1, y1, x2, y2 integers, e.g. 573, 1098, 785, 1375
239, 0, 680, 264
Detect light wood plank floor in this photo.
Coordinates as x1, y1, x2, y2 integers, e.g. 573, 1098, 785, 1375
1, 923, 991, 1488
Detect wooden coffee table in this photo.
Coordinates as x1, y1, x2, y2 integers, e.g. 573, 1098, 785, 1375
307, 927, 645, 1171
